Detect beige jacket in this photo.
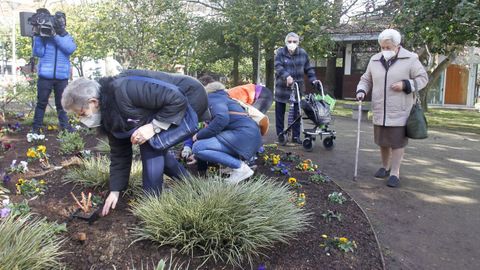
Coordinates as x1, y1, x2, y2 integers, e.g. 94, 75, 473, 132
356, 47, 428, 126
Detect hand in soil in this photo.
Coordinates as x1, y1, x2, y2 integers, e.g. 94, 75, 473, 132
102, 191, 119, 216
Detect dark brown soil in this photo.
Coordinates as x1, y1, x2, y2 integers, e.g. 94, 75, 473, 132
1, 120, 383, 269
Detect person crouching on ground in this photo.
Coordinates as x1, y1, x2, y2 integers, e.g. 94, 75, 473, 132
61, 70, 209, 215
191, 81, 262, 184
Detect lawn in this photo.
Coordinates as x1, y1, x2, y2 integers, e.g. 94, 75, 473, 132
333, 100, 480, 135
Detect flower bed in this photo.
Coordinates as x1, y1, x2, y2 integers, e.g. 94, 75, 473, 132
0, 117, 383, 269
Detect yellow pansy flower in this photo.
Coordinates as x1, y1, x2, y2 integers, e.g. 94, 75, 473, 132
299, 193, 306, 199
39, 179, 46, 185
18, 178, 25, 184
27, 148, 37, 158
288, 177, 297, 184
37, 145, 46, 153
339, 237, 348, 244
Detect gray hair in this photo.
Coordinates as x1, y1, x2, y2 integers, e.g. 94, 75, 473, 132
285, 32, 300, 44
378, 29, 402, 46
61, 77, 100, 111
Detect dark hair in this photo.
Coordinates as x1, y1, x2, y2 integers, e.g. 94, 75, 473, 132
198, 75, 215, 86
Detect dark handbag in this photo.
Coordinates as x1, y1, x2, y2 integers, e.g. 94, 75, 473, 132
406, 96, 428, 139
149, 105, 199, 150
125, 76, 199, 150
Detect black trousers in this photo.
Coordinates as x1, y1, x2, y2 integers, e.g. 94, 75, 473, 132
275, 101, 300, 139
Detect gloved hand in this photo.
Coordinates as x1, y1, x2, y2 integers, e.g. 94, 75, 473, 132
356, 91, 365, 101
55, 27, 67, 37
181, 146, 192, 159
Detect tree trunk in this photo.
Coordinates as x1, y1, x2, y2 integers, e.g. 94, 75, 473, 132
252, 37, 260, 83
233, 51, 240, 85
421, 54, 454, 111
265, 45, 275, 91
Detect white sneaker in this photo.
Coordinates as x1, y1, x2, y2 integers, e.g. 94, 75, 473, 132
219, 166, 234, 175
225, 162, 254, 184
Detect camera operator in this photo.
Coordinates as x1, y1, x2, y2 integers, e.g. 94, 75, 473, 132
31, 9, 77, 132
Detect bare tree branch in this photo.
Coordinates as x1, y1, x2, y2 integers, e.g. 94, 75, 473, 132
185, 0, 225, 12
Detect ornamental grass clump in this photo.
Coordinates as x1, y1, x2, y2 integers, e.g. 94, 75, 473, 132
64, 155, 143, 196
0, 214, 65, 269
131, 175, 311, 267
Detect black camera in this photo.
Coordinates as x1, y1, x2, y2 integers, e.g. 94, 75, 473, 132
27, 8, 66, 37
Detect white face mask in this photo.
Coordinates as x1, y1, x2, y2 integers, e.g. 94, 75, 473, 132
287, 43, 298, 51
80, 112, 102, 128
382, 50, 396, 60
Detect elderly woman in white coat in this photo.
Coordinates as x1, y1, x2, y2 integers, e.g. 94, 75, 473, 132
356, 29, 428, 187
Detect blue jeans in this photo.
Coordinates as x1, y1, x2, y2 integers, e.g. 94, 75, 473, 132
140, 142, 188, 194
192, 137, 242, 169
275, 101, 300, 139
32, 78, 70, 130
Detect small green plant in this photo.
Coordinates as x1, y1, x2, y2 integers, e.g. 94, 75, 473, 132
0, 214, 66, 269
282, 152, 300, 163
64, 155, 143, 196
310, 173, 327, 184
57, 130, 85, 155
131, 175, 311, 267
320, 234, 357, 253
321, 210, 342, 222
95, 138, 141, 157
328, 192, 347, 204
6, 160, 29, 174
15, 178, 47, 197
9, 200, 32, 217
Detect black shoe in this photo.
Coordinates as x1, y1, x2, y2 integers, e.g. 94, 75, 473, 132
374, 168, 390, 178
292, 137, 302, 145
386, 175, 400, 187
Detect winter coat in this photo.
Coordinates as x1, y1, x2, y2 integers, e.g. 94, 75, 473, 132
118, 70, 210, 121
98, 70, 208, 191
274, 46, 317, 103
33, 34, 76, 80
196, 90, 262, 160
356, 47, 428, 127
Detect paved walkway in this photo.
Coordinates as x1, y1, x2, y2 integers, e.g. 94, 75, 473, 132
265, 116, 480, 270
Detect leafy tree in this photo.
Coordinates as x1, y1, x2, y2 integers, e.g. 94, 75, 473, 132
394, 0, 480, 109
189, 0, 333, 88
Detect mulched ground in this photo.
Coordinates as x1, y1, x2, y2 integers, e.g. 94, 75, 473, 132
1, 119, 383, 269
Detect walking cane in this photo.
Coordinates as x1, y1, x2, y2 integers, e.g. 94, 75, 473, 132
353, 100, 362, 181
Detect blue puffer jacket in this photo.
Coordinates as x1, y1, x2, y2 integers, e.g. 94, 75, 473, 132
196, 90, 262, 160
33, 34, 76, 80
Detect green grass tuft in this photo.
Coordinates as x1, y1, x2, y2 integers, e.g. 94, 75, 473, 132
131, 175, 311, 267
64, 155, 143, 196
0, 214, 66, 269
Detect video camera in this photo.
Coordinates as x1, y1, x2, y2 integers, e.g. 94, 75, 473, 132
27, 8, 66, 37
